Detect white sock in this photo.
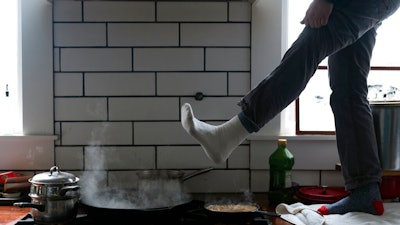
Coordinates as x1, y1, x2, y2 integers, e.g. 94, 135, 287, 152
181, 103, 250, 164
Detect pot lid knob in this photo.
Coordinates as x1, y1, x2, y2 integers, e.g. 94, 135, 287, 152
30, 166, 79, 185
50, 166, 59, 175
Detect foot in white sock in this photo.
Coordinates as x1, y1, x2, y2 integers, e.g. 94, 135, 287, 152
180, 103, 250, 164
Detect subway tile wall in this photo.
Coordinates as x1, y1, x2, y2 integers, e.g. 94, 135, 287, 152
53, 0, 343, 194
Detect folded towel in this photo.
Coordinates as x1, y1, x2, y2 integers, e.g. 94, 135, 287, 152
276, 202, 400, 225
276, 202, 325, 225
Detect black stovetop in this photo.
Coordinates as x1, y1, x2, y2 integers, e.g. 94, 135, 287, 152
16, 200, 272, 225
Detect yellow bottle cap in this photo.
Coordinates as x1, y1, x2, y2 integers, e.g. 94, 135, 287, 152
278, 139, 287, 145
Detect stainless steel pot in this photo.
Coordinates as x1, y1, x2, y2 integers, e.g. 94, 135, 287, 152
14, 166, 80, 224
371, 101, 400, 170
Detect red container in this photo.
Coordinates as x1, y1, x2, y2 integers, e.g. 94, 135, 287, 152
296, 186, 350, 204
380, 175, 400, 200
0, 171, 22, 184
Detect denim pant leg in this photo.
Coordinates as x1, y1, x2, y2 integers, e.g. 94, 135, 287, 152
238, 0, 400, 133
237, 0, 400, 189
329, 27, 382, 190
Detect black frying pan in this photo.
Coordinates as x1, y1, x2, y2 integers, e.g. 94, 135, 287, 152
204, 202, 280, 222
79, 187, 193, 222
80, 194, 192, 223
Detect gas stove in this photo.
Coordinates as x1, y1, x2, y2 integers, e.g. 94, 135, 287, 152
15, 200, 272, 225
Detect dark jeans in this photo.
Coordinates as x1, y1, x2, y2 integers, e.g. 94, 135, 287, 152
238, 0, 400, 190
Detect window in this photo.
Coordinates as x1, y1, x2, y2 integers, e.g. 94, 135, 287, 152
0, 0, 21, 135
0, 0, 53, 136
0, 0, 55, 171
288, 0, 400, 134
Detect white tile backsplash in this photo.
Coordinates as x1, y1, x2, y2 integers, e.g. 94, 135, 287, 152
84, 72, 156, 96
53, 1, 82, 22
229, 1, 252, 22
109, 97, 179, 120
55, 146, 84, 170
134, 122, 192, 145
133, 48, 204, 71
54, 48, 60, 71
61, 122, 132, 145
205, 48, 251, 71
228, 72, 251, 95
61, 48, 132, 71
108, 23, 179, 46
54, 23, 106, 47
157, 72, 228, 96
84, 1, 155, 22
228, 146, 250, 169
184, 170, 249, 193
251, 170, 269, 192
156, 146, 224, 169
157, 2, 228, 22
180, 97, 242, 120
55, 97, 107, 121
84, 146, 156, 170
180, 23, 250, 46
54, 73, 83, 96
46, 0, 344, 194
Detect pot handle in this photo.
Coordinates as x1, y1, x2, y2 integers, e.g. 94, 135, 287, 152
182, 167, 213, 181
256, 210, 281, 217
59, 185, 80, 196
14, 202, 45, 212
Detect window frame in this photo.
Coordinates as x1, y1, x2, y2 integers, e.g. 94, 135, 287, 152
19, 0, 54, 135
296, 65, 400, 135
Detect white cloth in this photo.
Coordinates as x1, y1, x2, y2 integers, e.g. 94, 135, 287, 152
276, 202, 325, 225
275, 202, 400, 225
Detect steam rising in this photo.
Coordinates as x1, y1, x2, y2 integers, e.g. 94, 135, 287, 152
80, 151, 191, 209
204, 189, 254, 206
79, 124, 191, 209
78, 122, 253, 210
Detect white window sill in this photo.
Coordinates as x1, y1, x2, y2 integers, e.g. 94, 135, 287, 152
248, 133, 336, 141
0, 135, 57, 170
0, 135, 58, 141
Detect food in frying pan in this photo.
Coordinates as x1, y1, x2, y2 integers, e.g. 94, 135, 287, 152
205, 204, 258, 213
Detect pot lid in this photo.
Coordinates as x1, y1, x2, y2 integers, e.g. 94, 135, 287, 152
296, 186, 350, 203
29, 166, 79, 185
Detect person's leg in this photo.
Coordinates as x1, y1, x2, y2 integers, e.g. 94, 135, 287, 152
181, 0, 400, 164
317, 27, 384, 215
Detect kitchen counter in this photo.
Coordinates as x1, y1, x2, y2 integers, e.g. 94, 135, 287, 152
0, 206, 30, 225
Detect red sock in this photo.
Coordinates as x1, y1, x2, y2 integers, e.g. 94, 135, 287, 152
372, 201, 384, 215
317, 205, 329, 215
317, 201, 384, 216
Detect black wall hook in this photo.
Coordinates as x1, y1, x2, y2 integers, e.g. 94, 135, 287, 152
195, 92, 204, 101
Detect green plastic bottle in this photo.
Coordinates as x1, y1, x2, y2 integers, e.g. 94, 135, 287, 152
268, 139, 295, 204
